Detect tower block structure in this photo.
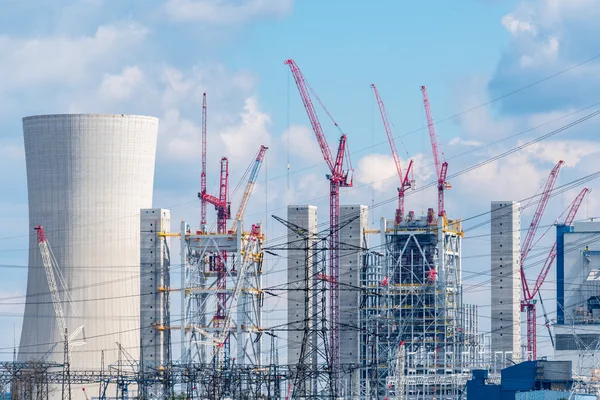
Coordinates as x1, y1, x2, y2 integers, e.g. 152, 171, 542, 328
179, 221, 265, 370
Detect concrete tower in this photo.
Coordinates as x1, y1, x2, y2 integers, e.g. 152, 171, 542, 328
19, 114, 158, 373
286, 205, 318, 366
339, 205, 367, 393
491, 201, 522, 360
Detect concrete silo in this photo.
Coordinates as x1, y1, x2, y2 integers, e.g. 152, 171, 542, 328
19, 114, 158, 376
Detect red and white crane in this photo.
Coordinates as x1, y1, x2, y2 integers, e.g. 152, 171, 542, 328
231, 145, 268, 234
371, 84, 414, 224
421, 86, 450, 218
519, 160, 563, 360
200, 93, 208, 232
202, 157, 230, 234
522, 185, 588, 359
285, 58, 353, 392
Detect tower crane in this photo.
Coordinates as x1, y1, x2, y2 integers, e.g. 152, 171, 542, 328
523, 186, 588, 357
285, 58, 353, 393
231, 145, 268, 234
371, 84, 414, 224
202, 157, 230, 234
421, 86, 450, 218
34, 226, 85, 358
200, 93, 208, 232
519, 160, 563, 360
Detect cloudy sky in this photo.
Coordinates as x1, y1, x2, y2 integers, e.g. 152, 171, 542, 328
1, 0, 599, 360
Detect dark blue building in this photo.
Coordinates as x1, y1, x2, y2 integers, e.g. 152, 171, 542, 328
467, 361, 573, 399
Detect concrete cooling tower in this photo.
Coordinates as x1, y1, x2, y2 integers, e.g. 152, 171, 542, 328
19, 114, 158, 377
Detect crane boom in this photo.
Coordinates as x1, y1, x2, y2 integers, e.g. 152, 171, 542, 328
285, 58, 352, 395
421, 86, 449, 217
284, 59, 335, 173
531, 187, 588, 299
231, 145, 268, 233
519, 160, 564, 360
201, 93, 207, 232
35, 226, 67, 340
521, 160, 564, 299
371, 84, 414, 223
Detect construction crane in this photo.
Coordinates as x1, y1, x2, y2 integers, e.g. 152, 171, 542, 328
421, 86, 450, 218
371, 84, 414, 224
231, 145, 268, 234
524, 186, 588, 356
519, 160, 564, 360
200, 93, 208, 232
202, 157, 231, 234
285, 58, 353, 393
34, 226, 85, 357
200, 157, 231, 360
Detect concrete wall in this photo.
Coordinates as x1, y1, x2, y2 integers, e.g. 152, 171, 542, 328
339, 205, 367, 366
490, 201, 522, 358
19, 114, 158, 379
286, 205, 318, 366
140, 209, 170, 382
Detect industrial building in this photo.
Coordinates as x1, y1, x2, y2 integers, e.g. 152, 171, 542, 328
554, 221, 600, 377
19, 114, 158, 397
491, 201, 522, 362
466, 360, 595, 399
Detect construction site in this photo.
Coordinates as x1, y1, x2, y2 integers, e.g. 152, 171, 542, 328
4, 58, 600, 400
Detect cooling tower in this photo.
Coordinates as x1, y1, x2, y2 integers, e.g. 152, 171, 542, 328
19, 114, 158, 375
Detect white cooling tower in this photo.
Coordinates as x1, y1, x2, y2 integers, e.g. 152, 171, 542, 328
19, 114, 158, 373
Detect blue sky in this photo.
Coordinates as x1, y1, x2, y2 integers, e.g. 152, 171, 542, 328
1, 0, 600, 361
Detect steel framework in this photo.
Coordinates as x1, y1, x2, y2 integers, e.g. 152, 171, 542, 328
179, 221, 265, 372
357, 214, 482, 399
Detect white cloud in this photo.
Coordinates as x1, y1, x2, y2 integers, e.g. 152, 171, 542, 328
220, 97, 271, 159
280, 125, 322, 165
99, 66, 143, 100
456, 76, 516, 139
449, 137, 483, 147
457, 153, 545, 202
355, 152, 431, 193
520, 140, 600, 167
501, 14, 537, 35
0, 23, 147, 92
164, 0, 293, 24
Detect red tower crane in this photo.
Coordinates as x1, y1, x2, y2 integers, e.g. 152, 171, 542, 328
522, 185, 587, 359
285, 58, 352, 392
371, 84, 414, 225
202, 157, 230, 234
200, 93, 208, 232
421, 86, 450, 218
519, 160, 563, 360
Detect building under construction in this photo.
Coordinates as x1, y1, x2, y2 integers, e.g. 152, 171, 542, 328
357, 211, 482, 399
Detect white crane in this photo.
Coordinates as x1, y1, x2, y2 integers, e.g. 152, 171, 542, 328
34, 226, 85, 358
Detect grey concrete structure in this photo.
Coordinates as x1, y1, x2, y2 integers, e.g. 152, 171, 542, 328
286, 205, 318, 366
490, 201, 522, 360
19, 114, 158, 380
339, 205, 367, 365
140, 209, 171, 398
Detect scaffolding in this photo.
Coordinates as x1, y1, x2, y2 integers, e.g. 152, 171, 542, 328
179, 220, 265, 372
360, 213, 481, 399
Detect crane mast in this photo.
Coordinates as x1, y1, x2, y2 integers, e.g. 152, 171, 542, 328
371, 84, 414, 224
231, 145, 268, 234
421, 86, 449, 218
285, 58, 352, 395
200, 93, 207, 232
519, 160, 563, 360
